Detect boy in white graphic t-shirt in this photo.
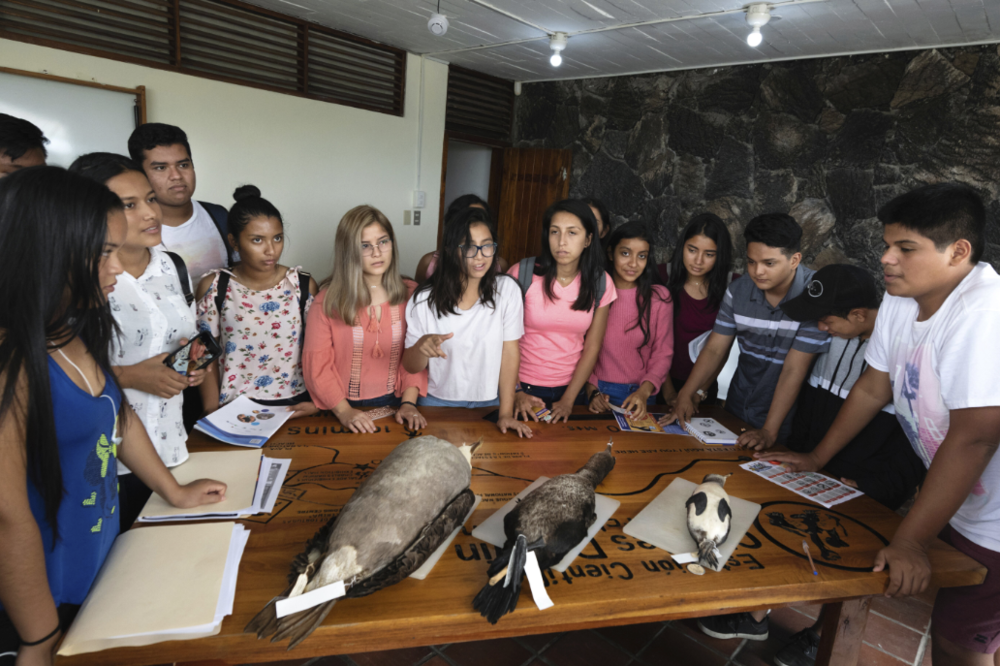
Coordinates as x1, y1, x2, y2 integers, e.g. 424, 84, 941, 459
766, 183, 1000, 666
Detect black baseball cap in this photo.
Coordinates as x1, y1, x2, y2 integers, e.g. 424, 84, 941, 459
781, 264, 879, 322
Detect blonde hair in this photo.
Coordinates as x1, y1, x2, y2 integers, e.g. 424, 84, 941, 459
322, 205, 407, 324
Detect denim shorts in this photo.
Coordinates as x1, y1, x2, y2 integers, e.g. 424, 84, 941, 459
347, 393, 400, 408
597, 380, 657, 407
519, 383, 586, 406
418, 395, 500, 408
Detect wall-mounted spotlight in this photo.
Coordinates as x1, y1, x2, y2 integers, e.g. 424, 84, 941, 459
549, 32, 568, 67
745, 4, 770, 47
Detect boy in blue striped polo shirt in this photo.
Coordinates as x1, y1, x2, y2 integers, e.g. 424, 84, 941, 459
668, 213, 830, 450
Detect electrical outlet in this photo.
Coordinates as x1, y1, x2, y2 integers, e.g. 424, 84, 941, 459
403, 210, 412, 225
412, 191, 426, 208
413, 210, 421, 226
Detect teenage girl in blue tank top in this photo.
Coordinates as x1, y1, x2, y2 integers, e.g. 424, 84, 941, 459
0, 168, 227, 665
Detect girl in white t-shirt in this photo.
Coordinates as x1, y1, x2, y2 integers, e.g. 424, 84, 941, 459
403, 208, 531, 437
508, 199, 617, 424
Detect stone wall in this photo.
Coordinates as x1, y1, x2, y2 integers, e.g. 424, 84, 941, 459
513, 45, 1000, 276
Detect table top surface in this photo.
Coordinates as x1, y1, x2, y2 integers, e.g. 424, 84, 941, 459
57, 406, 986, 665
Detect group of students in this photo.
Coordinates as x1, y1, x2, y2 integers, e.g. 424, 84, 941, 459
0, 112, 998, 666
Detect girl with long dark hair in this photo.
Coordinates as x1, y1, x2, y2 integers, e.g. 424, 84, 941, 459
196, 186, 319, 416
659, 213, 736, 408
70, 152, 206, 529
414, 194, 509, 284
302, 205, 427, 434
509, 199, 616, 424
403, 208, 530, 437
585, 222, 673, 421
0, 168, 225, 663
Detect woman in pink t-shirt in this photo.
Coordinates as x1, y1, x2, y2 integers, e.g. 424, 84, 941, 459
302, 205, 427, 434
509, 199, 617, 424
586, 222, 673, 421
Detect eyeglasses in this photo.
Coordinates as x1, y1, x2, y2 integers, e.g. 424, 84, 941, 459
361, 238, 392, 257
459, 242, 498, 258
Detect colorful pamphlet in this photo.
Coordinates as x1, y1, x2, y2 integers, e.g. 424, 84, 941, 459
194, 395, 294, 448
614, 412, 688, 435
740, 460, 863, 508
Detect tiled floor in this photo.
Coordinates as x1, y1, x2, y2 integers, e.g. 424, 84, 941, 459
242, 588, 938, 666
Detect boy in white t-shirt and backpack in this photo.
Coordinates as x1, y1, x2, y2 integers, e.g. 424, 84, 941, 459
767, 183, 1000, 666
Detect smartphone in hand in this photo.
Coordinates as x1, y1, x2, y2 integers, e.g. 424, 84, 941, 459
162, 331, 222, 375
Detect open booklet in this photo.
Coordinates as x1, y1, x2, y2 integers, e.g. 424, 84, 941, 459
58, 522, 250, 655
137, 450, 290, 522
194, 395, 294, 447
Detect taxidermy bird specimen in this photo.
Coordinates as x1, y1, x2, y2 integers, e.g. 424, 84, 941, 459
685, 473, 733, 570
245, 436, 480, 648
473, 441, 616, 624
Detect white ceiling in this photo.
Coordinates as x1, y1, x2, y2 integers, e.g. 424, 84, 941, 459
248, 0, 1000, 81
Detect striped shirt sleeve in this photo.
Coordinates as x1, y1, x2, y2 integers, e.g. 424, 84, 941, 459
712, 286, 737, 335
791, 320, 831, 353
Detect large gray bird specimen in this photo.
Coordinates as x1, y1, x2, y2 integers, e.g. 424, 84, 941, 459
245, 436, 480, 648
473, 441, 615, 624
685, 473, 733, 569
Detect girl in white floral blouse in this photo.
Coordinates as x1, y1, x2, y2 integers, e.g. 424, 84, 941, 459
196, 185, 319, 417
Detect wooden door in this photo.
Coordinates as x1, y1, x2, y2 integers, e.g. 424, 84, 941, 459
496, 147, 572, 266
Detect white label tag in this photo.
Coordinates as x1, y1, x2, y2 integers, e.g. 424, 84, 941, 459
671, 551, 699, 565
523, 551, 554, 611
275, 580, 346, 618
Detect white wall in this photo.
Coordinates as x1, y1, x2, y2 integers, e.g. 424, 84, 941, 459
0, 39, 447, 278
443, 140, 492, 211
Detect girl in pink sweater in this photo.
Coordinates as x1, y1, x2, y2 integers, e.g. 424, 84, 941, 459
586, 222, 673, 420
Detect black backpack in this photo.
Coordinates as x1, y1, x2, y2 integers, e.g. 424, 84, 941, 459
164, 251, 195, 306
213, 270, 312, 333
515, 256, 606, 308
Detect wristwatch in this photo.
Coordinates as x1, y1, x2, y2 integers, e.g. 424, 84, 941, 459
694, 389, 708, 401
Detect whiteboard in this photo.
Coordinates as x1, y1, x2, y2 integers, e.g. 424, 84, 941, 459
0, 71, 140, 168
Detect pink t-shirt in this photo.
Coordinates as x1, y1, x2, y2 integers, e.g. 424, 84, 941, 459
589, 284, 673, 392
508, 263, 617, 387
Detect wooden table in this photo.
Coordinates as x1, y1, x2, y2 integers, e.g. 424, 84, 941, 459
58, 406, 985, 666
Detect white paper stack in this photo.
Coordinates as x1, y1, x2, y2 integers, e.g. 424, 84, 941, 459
58, 522, 250, 655
684, 417, 739, 445
194, 395, 294, 447
137, 450, 290, 523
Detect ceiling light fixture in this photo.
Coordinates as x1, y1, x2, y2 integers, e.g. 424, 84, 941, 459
549, 32, 568, 67
745, 3, 770, 47
428, 0, 448, 36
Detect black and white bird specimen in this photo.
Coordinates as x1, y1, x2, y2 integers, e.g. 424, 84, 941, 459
245, 436, 480, 648
473, 442, 616, 624
685, 473, 733, 570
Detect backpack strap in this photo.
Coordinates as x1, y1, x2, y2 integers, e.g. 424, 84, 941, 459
516, 257, 535, 299
594, 270, 606, 310
164, 251, 194, 307
198, 201, 236, 266
297, 270, 311, 325
214, 271, 231, 318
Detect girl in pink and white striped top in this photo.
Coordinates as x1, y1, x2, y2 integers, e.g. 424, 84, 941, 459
586, 221, 673, 420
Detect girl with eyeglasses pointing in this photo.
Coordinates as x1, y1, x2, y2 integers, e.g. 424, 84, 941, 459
402, 208, 531, 437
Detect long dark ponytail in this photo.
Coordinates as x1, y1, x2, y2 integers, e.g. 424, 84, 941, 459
420, 207, 503, 316
536, 199, 606, 312
0, 167, 125, 538
666, 213, 734, 311
605, 221, 666, 355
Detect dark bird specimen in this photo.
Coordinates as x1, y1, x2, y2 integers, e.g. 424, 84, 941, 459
473, 442, 616, 624
245, 436, 480, 648
685, 473, 733, 569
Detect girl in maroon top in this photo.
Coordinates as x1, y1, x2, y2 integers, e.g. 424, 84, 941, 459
659, 213, 736, 407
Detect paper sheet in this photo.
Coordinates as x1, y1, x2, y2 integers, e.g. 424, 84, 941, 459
194, 395, 294, 447
59, 522, 247, 655
472, 477, 620, 572
623, 477, 760, 573
138, 452, 290, 522
740, 460, 863, 508
410, 495, 482, 580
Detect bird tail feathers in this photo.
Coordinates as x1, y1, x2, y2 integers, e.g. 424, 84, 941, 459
473, 534, 528, 624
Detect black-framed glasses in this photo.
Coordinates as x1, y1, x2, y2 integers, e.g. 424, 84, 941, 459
459, 242, 498, 258
361, 238, 392, 257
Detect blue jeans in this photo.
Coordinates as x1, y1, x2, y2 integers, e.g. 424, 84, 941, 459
597, 380, 657, 407
418, 395, 500, 408
519, 383, 586, 406
348, 393, 400, 408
